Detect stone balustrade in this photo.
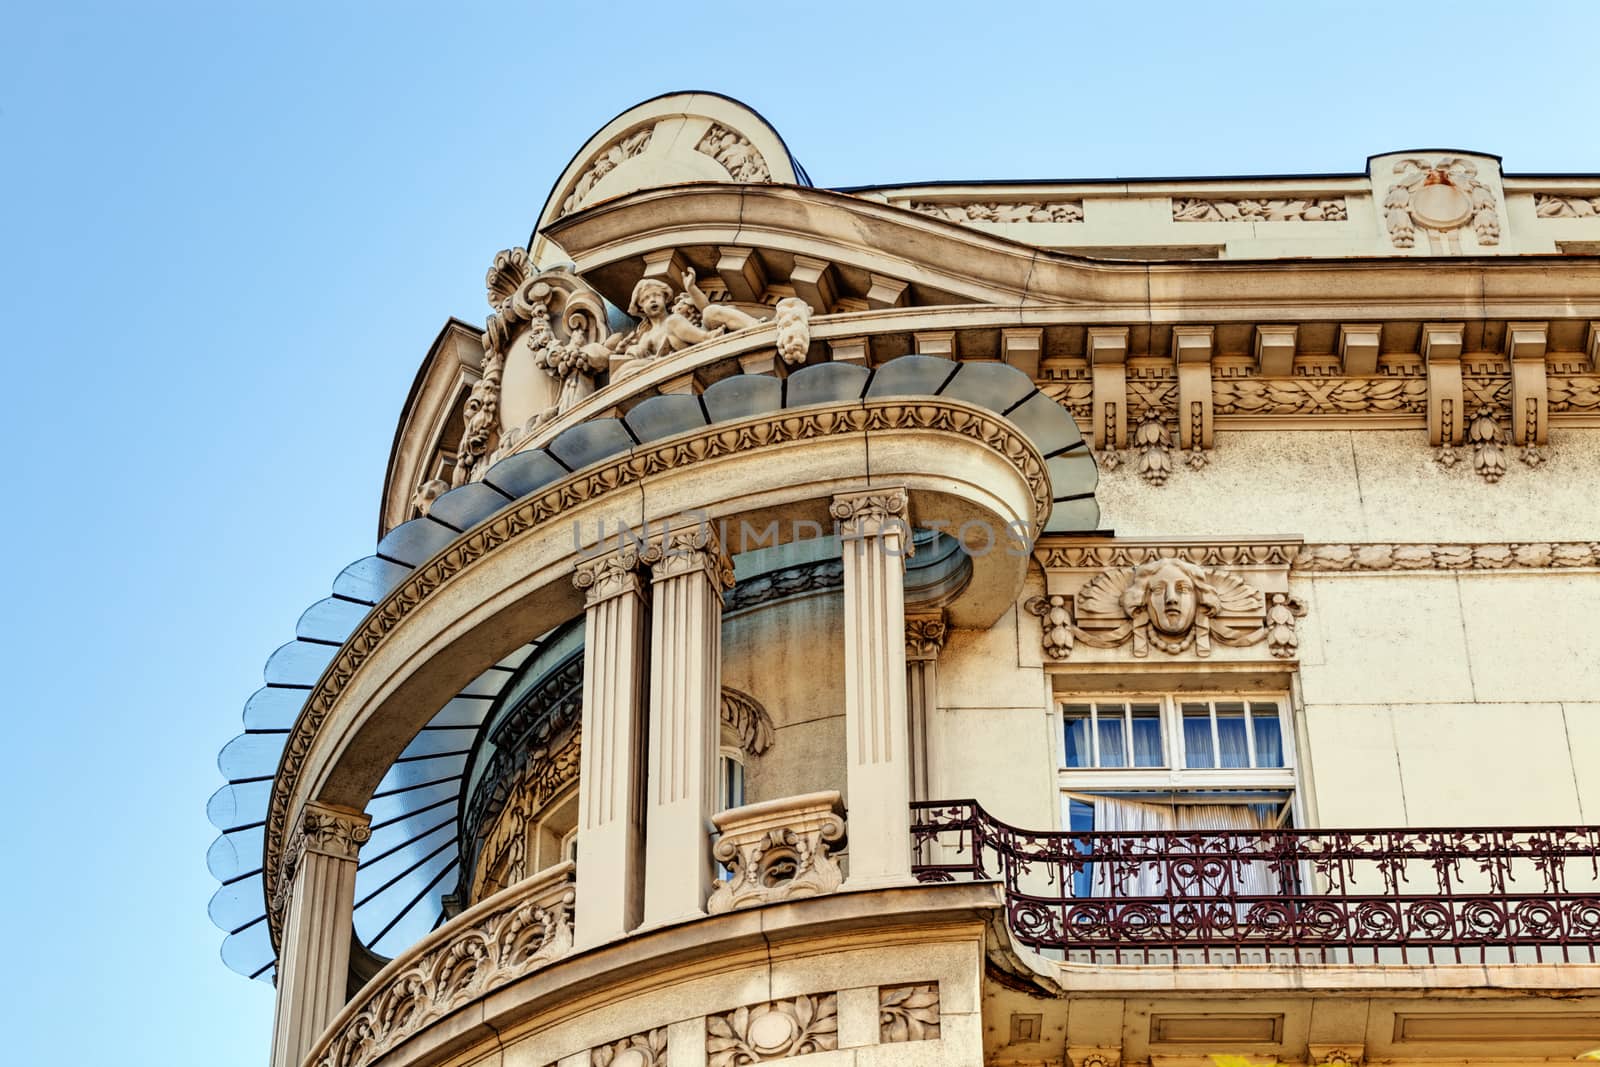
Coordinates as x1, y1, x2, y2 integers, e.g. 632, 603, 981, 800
303, 862, 575, 1067
708, 790, 848, 914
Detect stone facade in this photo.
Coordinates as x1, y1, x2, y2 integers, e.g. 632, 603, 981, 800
210, 92, 1600, 1067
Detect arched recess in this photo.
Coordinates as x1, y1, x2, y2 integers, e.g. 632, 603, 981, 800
264, 394, 1047, 946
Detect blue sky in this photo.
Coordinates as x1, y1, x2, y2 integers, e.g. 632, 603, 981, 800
2, 3, 1595, 1063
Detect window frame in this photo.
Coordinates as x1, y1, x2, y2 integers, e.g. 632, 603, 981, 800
1054, 692, 1298, 797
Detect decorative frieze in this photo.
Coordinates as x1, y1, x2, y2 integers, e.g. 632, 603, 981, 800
1534, 193, 1600, 218
592, 1027, 668, 1067
910, 200, 1083, 224
707, 791, 846, 914
1212, 375, 1427, 415
1296, 541, 1600, 571
879, 984, 941, 1043
1172, 197, 1347, 223
1308, 1046, 1366, 1067
698, 123, 770, 182
309, 865, 575, 1067
1550, 375, 1600, 412
707, 993, 839, 1065
725, 559, 844, 613
1036, 541, 1300, 569
559, 126, 653, 217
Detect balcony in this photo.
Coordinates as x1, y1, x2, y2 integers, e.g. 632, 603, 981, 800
912, 799, 1600, 966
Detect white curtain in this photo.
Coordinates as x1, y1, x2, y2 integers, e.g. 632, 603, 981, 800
1089, 798, 1272, 898
1090, 797, 1174, 898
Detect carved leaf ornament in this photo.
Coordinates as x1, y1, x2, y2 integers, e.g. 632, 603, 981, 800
879, 984, 941, 1043
707, 994, 839, 1066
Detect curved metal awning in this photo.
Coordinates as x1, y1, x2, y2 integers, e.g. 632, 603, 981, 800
207, 354, 1099, 980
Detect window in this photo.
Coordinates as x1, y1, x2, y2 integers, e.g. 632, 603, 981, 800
1057, 694, 1296, 791
718, 748, 746, 812
1180, 699, 1285, 769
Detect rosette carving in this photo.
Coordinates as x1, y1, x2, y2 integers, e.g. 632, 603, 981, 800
706, 994, 838, 1065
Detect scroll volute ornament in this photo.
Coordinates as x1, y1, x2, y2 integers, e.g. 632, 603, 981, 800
708, 791, 846, 914
1027, 556, 1305, 660
448, 253, 617, 488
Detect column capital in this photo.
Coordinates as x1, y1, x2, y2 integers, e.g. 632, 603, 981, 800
830, 487, 911, 539
272, 802, 371, 928
644, 523, 735, 589
905, 612, 948, 662
573, 547, 649, 606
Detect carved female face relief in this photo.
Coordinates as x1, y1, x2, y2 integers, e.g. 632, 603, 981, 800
1144, 561, 1198, 635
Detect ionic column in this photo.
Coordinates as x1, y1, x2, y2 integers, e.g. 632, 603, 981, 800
572, 548, 650, 945
904, 612, 948, 803
269, 802, 371, 1067
832, 487, 913, 886
642, 525, 733, 925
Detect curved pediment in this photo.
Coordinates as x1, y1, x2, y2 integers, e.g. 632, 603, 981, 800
532, 92, 807, 267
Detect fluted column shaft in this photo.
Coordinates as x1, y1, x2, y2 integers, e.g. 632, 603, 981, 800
904, 612, 948, 804
642, 526, 732, 926
832, 487, 913, 886
269, 802, 371, 1067
572, 549, 650, 945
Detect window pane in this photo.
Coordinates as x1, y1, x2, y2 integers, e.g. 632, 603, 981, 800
1252, 708, 1284, 768
1130, 703, 1163, 767
1096, 708, 1128, 768
1183, 705, 1215, 768
1068, 799, 1093, 898
1216, 702, 1250, 768
1063, 709, 1092, 768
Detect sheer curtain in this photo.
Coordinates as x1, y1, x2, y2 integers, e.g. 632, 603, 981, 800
1087, 797, 1272, 898
1090, 797, 1174, 898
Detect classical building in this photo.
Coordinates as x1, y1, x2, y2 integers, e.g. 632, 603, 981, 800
209, 92, 1600, 1067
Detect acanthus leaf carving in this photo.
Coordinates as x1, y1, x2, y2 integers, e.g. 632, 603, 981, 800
311, 866, 575, 1067
708, 792, 846, 914
1131, 408, 1172, 485
879, 983, 941, 1043
706, 993, 839, 1066
720, 687, 775, 756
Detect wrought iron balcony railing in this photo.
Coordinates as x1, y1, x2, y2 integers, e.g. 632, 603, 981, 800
911, 799, 1600, 965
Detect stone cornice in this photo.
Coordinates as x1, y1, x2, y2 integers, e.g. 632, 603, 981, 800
264, 396, 1049, 951
546, 182, 1600, 313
